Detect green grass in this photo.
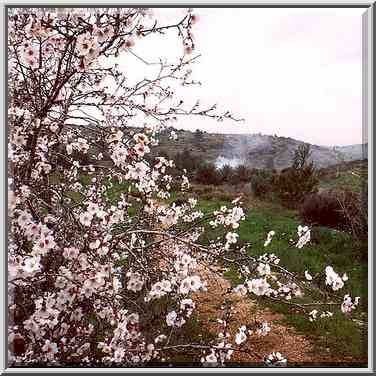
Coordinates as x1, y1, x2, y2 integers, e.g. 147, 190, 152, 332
280, 311, 368, 360
319, 164, 368, 193
194, 195, 368, 363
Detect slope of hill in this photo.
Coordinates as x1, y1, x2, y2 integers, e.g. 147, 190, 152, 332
318, 159, 368, 193
156, 129, 367, 171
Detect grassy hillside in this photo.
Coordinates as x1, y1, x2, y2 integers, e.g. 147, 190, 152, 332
318, 160, 368, 193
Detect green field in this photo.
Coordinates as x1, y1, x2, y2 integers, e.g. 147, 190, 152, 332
180, 193, 368, 362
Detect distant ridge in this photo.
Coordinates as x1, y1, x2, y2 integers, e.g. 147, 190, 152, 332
156, 129, 367, 171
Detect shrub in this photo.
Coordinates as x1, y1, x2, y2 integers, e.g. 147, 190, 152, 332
300, 190, 367, 239
275, 144, 319, 207
155, 149, 171, 161
231, 164, 251, 183
191, 184, 213, 196
300, 191, 344, 228
218, 164, 234, 183
250, 170, 274, 198
338, 189, 368, 240
194, 163, 222, 185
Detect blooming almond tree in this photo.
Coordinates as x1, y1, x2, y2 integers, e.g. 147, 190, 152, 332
8, 7, 360, 367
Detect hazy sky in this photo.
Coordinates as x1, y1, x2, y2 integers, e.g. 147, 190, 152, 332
118, 8, 365, 146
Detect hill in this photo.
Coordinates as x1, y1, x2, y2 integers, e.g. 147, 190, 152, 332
318, 159, 368, 193
156, 129, 367, 171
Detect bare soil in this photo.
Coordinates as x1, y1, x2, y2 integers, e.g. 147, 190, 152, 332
194, 262, 367, 367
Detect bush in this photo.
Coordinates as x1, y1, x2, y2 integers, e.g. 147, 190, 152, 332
300, 190, 350, 228
218, 164, 234, 183
194, 163, 222, 185
300, 190, 367, 239
276, 166, 319, 208
232, 164, 252, 183
338, 189, 368, 240
275, 144, 319, 208
250, 170, 274, 198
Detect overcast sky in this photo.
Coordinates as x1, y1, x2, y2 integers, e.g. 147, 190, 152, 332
119, 8, 366, 146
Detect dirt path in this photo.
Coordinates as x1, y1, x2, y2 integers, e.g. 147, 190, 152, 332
156, 202, 365, 366
193, 262, 365, 366
193, 262, 317, 365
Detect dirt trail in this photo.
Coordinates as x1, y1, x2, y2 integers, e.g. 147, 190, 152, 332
193, 262, 365, 366
156, 202, 365, 366
194, 262, 318, 365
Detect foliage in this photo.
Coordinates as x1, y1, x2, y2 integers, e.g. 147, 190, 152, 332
275, 144, 319, 208
300, 191, 348, 229
300, 190, 367, 240
7, 7, 363, 368
194, 163, 222, 185
218, 164, 234, 183
232, 164, 252, 183
250, 169, 275, 198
